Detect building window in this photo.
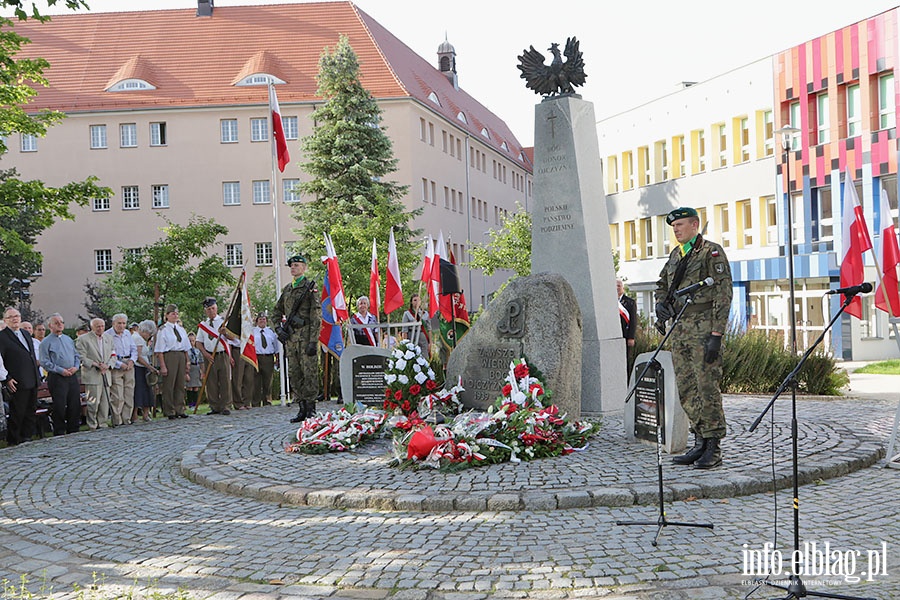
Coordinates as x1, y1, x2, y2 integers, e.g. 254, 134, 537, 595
860, 296, 878, 339
655, 140, 668, 181
252, 180, 270, 204
250, 117, 268, 142
120, 123, 137, 148
641, 217, 653, 258
813, 186, 833, 244
150, 122, 167, 146
789, 102, 802, 150
255, 242, 273, 266
739, 117, 750, 162
624, 221, 638, 261
124, 248, 142, 260
761, 110, 774, 157
220, 119, 238, 143
152, 184, 169, 209
282, 115, 298, 140
675, 135, 686, 177
90, 125, 107, 149
847, 84, 861, 137
428, 122, 434, 146
444, 186, 450, 209
419, 118, 427, 142
764, 195, 778, 245
283, 179, 301, 203
223, 182, 241, 205
225, 243, 243, 268
716, 202, 731, 248
606, 155, 619, 193
716, 123, 727, 168
622, 151, 634, 190
92, 196, 110, 211
637, 146, 650, 186
879, 74, 895, 130
815, 93, 829, 144
95, 249, 113, 273
20, 134, 36, 152
122, 185, 139, 210
657, 216, 671, 256
791, 192, 805, 245
736, 199, 753, 247
692, 129, 706, 173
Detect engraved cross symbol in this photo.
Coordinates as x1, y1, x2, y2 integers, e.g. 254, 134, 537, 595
547, 110, 557, 139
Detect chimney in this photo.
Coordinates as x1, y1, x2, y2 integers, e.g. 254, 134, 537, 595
197, 0, 213, 17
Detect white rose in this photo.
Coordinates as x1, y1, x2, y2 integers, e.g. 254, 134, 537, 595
385, 374, 397, 384
395, 359, 407, 370
413, 362, 422, 373
398, 374, 409, 385
427, 369, 435, 379
404, 350, 416, 360
414, 371, 427, 384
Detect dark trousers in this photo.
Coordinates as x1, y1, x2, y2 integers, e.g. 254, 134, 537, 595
7, 385, 37, 445
47, 373, 82, 435
254, 354, 275, 406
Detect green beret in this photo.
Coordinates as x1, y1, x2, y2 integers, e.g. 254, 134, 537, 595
286, 254, 307, 266
666, 207, 699, 225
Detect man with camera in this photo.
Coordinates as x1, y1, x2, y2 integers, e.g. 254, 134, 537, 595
273, 254, 321, 423
195, 296, 233, 415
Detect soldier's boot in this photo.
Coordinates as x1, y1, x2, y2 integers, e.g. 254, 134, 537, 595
694, 438, 722, 469
289, 399, 306, 423
305, 400, 316, 419
672, 435, 707, 465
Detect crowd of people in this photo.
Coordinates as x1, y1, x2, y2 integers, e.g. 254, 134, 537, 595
0, 301, 282, 446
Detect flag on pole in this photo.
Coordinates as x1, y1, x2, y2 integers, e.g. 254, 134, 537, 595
224, 270, 258, 370
324, 233, 350, 322
438, 249, 470, 350
269, 84, 290, 172
384, 228, 404, 314
874, 183, 900, 317
420, 237, 433, 283
319, 261, 345, 357
840, 174, 873, 319
429, 231, 444, 318
369, 238, 381, 317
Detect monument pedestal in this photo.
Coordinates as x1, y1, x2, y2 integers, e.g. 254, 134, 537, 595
339, 345, 391, 406
623, 351, 688, 454
531, 95, 626, 414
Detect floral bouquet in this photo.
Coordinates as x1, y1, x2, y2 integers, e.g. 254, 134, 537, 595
383, 339, 440, 416
285, 406, 387, 454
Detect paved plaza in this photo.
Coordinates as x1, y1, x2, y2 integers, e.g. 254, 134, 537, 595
0, 372, 898, 599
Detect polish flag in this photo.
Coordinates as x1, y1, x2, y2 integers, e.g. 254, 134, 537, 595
269, 84, 290, 172
324, 233, 349, 322
384, 228, 404, 314
369, 238, 381, 317
874, 183, 900, 317
840, 174, 873, 319
429, 231, 444, 318
420, 237, 434, 283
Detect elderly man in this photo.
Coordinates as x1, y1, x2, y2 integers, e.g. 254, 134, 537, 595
105, 313, 138, 426
39, 314, 82, 435
252, 314, 279, 407
0, 307, 41, 444
195, 297, 232, 416
75, 318, 116, 430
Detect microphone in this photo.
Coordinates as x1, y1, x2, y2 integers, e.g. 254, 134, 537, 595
674, 277, 715, 297
826, 282, 873, 296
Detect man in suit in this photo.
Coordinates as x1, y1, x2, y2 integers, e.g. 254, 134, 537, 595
75, 317, 116, 429
0, 307, 41, 444
617, 279, 638, 381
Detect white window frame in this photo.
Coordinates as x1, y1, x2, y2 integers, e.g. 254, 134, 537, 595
816, 94, 829, 144
789, 102, 802, 150
92, 196, 110, 212
119, 123, 137, 148
250, 118, 268, 142
95, 249, 113, 273
122, 186, 139, 210
847, 84, 861, 137
225, 243, 243, 268
20, 134, 36, 152
282, 115, 298, 140
223, 182, 241, 206
255, 242, 273, 266
252, 180, 270, 204
152, 184, 169, 209
879, 74, 896, 130
150, 122, 167, 146
90, 124, 107, 149
220, 119, 238, 143
283, 179, 301, 203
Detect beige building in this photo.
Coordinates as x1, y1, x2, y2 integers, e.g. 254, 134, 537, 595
3, 1, 532, 323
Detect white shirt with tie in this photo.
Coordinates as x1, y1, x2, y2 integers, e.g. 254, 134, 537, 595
154, 322, 191, 353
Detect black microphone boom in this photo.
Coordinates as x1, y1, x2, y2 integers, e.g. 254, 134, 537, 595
674, 277, 715, 297
826, 282, 873, 296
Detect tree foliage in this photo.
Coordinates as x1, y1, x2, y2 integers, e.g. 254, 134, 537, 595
247, 268, 277, 319
293, 35, 420, 309
98, 215, 234, 327
468, 203, 532, 279
4, 1, 88, 22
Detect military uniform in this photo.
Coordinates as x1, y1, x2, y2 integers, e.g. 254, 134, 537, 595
272, 263, 320, 420
655, 207, 732, 468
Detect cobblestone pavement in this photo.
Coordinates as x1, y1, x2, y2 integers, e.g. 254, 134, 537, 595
0, 392, 897, 600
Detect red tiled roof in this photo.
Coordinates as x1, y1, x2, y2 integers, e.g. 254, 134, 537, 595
11, 1, 529, 167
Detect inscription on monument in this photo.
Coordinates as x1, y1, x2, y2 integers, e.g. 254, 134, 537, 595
462, 342, 524, 404
633, 361, 666, 444
496, 299, 525, 338
352, 354, 389, 406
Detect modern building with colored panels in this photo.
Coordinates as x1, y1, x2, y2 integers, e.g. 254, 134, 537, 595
1, 1, 531, 323
600, 7, 899, 360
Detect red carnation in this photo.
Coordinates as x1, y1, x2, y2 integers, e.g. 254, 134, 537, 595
409, 384, 422, 396
514, 363, 529, 380
401, 400, 411, 412
425, 379, 438, 391
529, 383, 543, 396
385, 388, 393, 398
502, 383, 512, 397
394, 390, 404, 401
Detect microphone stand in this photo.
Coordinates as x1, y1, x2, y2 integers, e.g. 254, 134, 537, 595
617, 291, 714, 546
747, 292, 875, 600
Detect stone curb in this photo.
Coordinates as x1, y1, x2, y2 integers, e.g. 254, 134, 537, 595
179, 441, 885, 513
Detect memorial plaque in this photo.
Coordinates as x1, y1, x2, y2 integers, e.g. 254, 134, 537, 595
339, 344, 391, 406
623, 351, 689, 453
460, 341, 525, 406
632, 361, 666, 444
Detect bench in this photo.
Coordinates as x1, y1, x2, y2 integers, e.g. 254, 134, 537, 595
35, 381, 88, 435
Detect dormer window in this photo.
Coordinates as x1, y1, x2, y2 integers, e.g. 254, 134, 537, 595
428, 92, 441, 106
107, 78, 156, 92
235, 73, 286, 87
501, 141, 509, 152
480, 127, 490, 139
456, 111, 467, 124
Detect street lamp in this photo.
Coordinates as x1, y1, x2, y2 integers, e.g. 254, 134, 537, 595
774, 124, 800, 353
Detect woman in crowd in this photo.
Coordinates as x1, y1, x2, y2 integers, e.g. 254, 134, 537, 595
186, 332, 203, 408
132, 319, 158, 422
401, 293, 430, 358
351, 296, 379, 346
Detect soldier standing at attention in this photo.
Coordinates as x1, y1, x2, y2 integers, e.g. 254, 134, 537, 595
272, 254, 321, 424
654, 207, 732, 469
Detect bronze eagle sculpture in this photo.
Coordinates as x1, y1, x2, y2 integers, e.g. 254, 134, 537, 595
517, 37, 587, 97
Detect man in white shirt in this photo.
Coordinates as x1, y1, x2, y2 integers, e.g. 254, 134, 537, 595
252, 314, 279, 406
153, 304, 192, 419
195, 297, 232, 415
105, 313, 138, 426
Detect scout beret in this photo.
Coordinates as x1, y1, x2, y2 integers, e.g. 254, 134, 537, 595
287, 254, 307, 265
202, 297, 217, 308
666, 206, 699, 225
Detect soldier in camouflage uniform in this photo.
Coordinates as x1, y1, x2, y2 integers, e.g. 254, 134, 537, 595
655, 207, 733, 469
272, 254, 321, 423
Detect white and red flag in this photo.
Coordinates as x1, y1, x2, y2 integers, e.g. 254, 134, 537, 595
420, 237, 433, 283
323, 233, 349, 322
269, 84, 290, 172
874, 182, 900, 317
369, 238, 381, 317
384, 228, 404, 314
223, 270, 257, 370
429, 231, 444, 318
840, 173, 873, 319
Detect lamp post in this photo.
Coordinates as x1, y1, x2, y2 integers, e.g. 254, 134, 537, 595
775, 125, 800, 353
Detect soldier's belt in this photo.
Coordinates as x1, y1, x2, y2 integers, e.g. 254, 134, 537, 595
682, 302, 713, 315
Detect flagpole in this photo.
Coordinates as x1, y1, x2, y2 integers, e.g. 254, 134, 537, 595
269, 79, 288, 405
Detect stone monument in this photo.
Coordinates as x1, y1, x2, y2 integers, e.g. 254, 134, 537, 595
445, 272, 582, 418
623, 350, 688, 453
